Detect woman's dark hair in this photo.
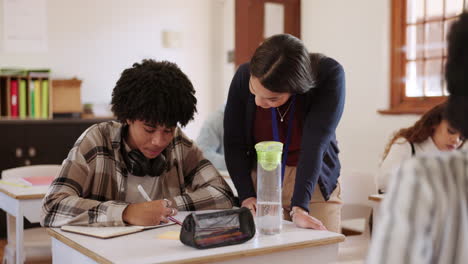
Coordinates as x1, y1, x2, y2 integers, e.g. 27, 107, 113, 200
250, 34, 315, 94
445, 12, 468, 137
382, 102, 464, 160
111, 59, 197, 127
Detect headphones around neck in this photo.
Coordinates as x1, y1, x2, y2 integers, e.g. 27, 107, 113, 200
121, 125, 167, 177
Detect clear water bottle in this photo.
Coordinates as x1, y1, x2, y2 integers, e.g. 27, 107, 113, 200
255, 141, 283, 235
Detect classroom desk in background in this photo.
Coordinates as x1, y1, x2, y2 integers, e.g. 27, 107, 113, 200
0, 181, 49, 264
47, 220, 345, 264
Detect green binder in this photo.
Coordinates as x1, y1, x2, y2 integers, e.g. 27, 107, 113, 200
19, 79, 27, 118
41, 80, 49, 118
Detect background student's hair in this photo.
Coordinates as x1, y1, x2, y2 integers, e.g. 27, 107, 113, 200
382, 101, 463, 161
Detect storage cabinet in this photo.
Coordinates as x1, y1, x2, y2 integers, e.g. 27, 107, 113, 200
0, 118, 111, 238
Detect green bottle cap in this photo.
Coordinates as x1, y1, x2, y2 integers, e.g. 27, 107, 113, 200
255, 141, 283, 171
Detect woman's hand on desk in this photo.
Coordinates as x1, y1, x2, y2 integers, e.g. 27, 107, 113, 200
122, 200, 178, 226
241, 197, 257, 215
291, 206, 327, 230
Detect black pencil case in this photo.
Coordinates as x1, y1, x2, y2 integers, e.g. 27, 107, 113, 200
180, 207, 255, 249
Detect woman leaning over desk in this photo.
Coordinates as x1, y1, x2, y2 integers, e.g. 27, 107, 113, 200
224, 34, 345, 232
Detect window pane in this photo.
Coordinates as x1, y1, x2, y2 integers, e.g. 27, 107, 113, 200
425, 22, 444, 58
264, 3, 284, 38
427, 0, 444, 19
425, 59, 444, 96
446, 0, 464, 17
406, 25, 425, 60
407, 0, 425, 23
406, 61, 424, 97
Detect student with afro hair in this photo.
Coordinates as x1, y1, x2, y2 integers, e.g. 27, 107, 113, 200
41, 59, 235, 227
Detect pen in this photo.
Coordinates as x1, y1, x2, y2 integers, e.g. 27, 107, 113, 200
137, 184, 182, 226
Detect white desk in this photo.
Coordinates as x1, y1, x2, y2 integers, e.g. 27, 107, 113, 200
0, 181, 49, 264
48, 221, 344, 264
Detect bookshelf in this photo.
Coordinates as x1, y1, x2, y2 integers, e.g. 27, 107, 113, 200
0, 69, 52, 119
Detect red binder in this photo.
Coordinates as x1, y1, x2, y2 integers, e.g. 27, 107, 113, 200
10, 80, 18, 117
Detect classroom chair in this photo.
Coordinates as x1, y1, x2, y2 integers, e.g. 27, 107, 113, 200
2, 164, 61, 264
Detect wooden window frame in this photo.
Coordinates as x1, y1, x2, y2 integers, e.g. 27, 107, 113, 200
380, 0, 458, 115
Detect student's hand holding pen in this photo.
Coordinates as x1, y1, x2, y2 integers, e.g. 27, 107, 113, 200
122, 185, 179, 226
122, 199, 177, 226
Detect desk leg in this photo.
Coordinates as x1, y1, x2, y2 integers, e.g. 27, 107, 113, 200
16, 207, 24, 264
6, 214, 15, 247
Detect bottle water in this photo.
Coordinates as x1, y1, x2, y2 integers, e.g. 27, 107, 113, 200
255, 141, 283, 235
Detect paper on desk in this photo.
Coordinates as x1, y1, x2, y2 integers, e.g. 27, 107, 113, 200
156, 230, 180, 240
19, 175, 55, 186
0, 179, 30, 188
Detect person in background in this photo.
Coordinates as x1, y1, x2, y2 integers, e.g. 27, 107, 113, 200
224, 34, 345, 232
378, 101, 465, 193
367, 12, 468, 264
41, 59, 234, 227
196, 104, 226, 171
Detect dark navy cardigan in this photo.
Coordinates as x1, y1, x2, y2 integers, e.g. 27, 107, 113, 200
223, 54, 346, 211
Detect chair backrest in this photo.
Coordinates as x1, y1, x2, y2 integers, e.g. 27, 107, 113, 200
1, 164, 62, 181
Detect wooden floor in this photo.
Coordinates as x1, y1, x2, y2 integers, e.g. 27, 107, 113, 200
0, 239, 52, 264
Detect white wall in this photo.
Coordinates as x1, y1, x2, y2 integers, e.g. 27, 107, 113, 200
212, 0, 235, 107
302, 0, 419, 194
0, 0, 217, 138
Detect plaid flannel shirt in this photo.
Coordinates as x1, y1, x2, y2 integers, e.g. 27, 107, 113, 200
41, 121, 235, 227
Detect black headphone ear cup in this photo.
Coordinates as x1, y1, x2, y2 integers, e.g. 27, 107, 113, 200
151, 154, 167, 176
127, 150, 150, 176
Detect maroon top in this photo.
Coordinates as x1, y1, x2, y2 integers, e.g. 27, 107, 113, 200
254, 97, 304, 166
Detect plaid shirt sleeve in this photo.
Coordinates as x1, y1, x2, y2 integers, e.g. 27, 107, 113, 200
40, 125, 129, 227
170, 133, 235, 211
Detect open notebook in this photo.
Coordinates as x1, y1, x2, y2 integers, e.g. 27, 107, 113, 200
61, 212, 190, 239
61, 222, 175, 239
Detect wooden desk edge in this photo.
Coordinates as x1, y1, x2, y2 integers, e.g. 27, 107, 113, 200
0, 187, 46, 200
170, 234, 345, 264
47, 228, 345, 264
368, 195, 383, 202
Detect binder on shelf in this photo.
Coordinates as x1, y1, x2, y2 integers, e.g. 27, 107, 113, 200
34, 80, 41, 118
29, 79, 35, 118
41, 80, 49, 118
0, 67, 51, 119
10, 80, 18, 117
0, 78, 6, 116
19, 79, 27, 118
